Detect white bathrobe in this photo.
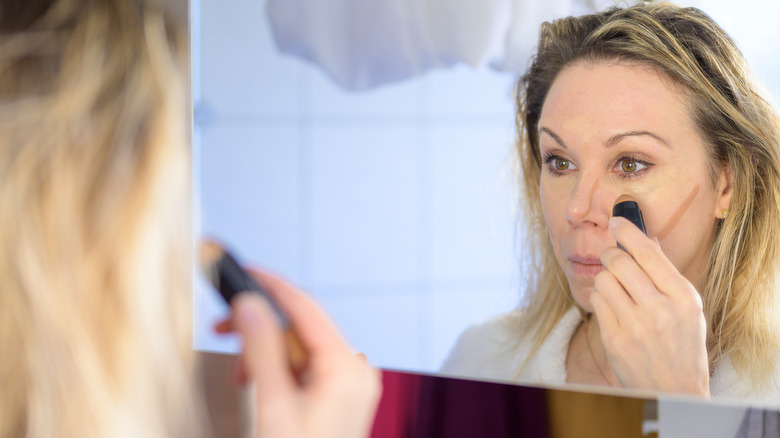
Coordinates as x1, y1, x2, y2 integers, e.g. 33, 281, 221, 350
441, 306, 780, 405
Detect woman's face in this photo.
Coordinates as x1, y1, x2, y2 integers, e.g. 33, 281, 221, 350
538, 61, 731, 313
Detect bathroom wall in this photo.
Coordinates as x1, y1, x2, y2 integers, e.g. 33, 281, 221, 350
193, 0, 520, 372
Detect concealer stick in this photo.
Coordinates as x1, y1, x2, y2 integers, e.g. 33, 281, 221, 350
612, 195, 647, 251
198, 240, 307, 372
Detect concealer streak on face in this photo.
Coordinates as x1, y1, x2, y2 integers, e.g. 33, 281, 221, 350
655, 185, 701, 240
577, 178, 600, 220
587, 179, 599, 218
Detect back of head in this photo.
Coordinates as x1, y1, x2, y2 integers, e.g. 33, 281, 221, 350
0, 0, 199, 436
515, 2, 780, 389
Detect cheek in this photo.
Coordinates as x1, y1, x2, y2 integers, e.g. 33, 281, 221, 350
540, 183, 565, 237
642, 184, 717, 272
648, 184, 701, 241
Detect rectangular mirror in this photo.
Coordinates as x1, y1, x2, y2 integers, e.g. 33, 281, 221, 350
192, 0, 780, 400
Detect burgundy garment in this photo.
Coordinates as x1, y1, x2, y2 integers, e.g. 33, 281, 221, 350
371, 370, 549, 438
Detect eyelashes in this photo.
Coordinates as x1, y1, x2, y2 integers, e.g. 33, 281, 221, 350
541, 152, 654, 179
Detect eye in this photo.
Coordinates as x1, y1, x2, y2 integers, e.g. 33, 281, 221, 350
614, 155, 653, 179
619, 158, 647, 173
554, 158, 571, 171
542, 153, 578, 175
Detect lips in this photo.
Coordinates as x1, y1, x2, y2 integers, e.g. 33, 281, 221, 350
568, 255, 605, 277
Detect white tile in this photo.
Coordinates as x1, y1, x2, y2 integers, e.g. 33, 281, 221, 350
199, 0, 302, 116
318, 290, 424, 371
658, 399, 747, 438
308, 125, 421, 287
199, 123, 303, 281
428, 124, 518, 281
422, 65, 516, 116
423, 286, 519, 372
306, 63, 423, 116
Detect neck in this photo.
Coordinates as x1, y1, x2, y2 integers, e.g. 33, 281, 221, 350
584, 315, 621, 387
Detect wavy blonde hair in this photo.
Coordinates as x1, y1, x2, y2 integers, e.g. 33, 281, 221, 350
515, 2, 780, 389
0, 0, 201, 436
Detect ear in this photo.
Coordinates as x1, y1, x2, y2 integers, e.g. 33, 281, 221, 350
715, 164, 733, 219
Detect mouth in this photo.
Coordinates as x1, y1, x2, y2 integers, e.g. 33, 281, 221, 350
568, 255, 605, 277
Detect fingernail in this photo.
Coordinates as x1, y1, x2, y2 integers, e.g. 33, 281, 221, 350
609, 216, 620, 229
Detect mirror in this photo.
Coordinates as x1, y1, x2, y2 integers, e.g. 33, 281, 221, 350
192, 0, 780, 402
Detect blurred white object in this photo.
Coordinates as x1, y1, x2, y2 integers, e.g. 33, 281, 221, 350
266, 0, 637, 90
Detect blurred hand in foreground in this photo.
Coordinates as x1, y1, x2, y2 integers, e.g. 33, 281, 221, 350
216, 270, 382, 438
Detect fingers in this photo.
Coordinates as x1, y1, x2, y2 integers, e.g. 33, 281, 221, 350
213, 318, 233, 334
608, 216, 687, 297
590, 286, 619, 332
247, 269, 353, 359
593, 270, 635, 324
599, 247, 657, 305
231, 294, 296, 407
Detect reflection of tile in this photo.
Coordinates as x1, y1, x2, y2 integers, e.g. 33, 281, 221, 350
422, 66, 515, 116
429, 124, 517, 281
309, 125, 420, 288
318, 289, 424, 371
200, 0, 301, 116
199, 124, 302, 281
424, 286, 519, 373
306, 63, 422, 116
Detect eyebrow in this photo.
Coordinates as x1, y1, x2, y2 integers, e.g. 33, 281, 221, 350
539, 127, 669, 149
539, 127, 568, 148
605, 130, 669, 148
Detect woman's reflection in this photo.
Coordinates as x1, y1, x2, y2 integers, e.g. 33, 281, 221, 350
442, 3, 780, 402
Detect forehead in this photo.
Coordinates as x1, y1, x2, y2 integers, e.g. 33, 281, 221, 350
539, 61, 696, 143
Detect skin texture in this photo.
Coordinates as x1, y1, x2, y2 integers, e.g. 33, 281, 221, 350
539, 61, 732, 396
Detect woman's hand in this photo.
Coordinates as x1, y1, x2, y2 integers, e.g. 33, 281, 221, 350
590, 216, 710, 397
217, 270, 382, 438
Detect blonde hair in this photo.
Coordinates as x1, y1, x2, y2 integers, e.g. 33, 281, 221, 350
515, 2, 780, 388
0, 1, 201, 436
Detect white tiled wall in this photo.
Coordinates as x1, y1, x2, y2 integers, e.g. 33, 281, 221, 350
199, 124, 303, 280
308, 125, 422, 288
193, 0, 520, 372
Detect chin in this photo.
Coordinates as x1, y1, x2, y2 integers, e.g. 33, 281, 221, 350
568, 282, 595, 314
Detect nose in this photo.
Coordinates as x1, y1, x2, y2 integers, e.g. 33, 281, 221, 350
566, 174, 613, 228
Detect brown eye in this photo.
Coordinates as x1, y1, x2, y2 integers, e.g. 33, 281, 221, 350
621, 160, 637, 172
554, 158, 570, 171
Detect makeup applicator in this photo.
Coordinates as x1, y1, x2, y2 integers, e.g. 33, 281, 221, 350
199, 240, 307, 372
612, 195, 647, 251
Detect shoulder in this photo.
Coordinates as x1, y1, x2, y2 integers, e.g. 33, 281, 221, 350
439, 306, 582, 383
439, 310, 524, 379
711, 355, 780, 406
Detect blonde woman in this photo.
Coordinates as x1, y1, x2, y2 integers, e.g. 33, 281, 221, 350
443, 2, 780, 402
0, 1, 379, 437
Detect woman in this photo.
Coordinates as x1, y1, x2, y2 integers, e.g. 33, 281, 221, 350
0, 0, 379, 436
443, 2, 780, 401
